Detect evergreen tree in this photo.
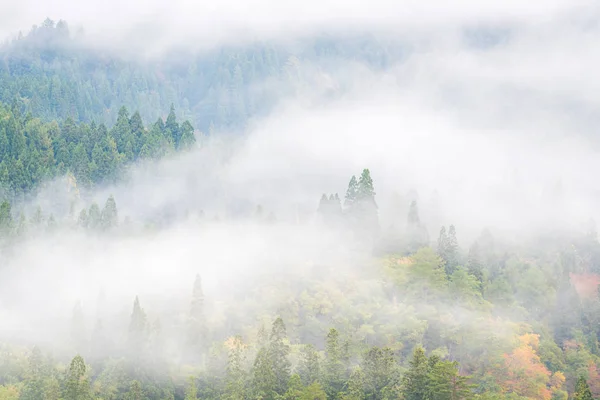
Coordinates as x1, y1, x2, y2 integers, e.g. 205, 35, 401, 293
251, 347, 276, 399
20, 347, 45, 400
100, 194, 118, 230
179, 121, 196, 150
428, 360, 474, 400
87, 202, 101, 230
324, 328, 345, 399
269, 317, 291, 396
344, 176, 358, 210
165, 104, 181, 148
63, 355, 91, 400
361, 346, 398, 399
341, 368, 365, 400
0, 200, 13, 237
128, 296, 147, 360
574, 376, 593, 400
445, 225, 459, 275
401, 347, 430, 400
466, 242, 484, 283
224, 335, 247, 400
297, 344, 321, 386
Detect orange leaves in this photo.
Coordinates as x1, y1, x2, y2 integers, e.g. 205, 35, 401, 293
497, 334, 564, 400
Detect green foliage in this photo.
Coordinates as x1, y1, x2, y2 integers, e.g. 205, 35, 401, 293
574, 376, 593, 400
0, 102, 195, 198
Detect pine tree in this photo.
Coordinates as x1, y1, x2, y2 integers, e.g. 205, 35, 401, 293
269, 317, 291, 396
361, 346, 398, 399
0, 200, 12, 237
87, 203, 101, 230
342, 368, 365, 400
100, 194, 118, 230
574, 376, 593, 400
128, 296, 147, 360
428, 360, 474, 400
165, 104, 181, 148
344, 176, 358, 210
445, 225, 459, 275
224, 335, 247, 400
401, 347, 430, 400
251, 347, 276, 398
20, 347, 45, 400
179, 121, 196, 150
297, 344, 321, 386
466, 242, 484, 283
324, 328, 345, 399
63, 355, 91, 400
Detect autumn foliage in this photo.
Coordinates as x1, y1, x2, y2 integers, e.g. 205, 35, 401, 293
497, 334, 565, 400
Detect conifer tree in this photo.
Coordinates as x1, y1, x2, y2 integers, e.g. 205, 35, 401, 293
466, 242, 484, 283
324, 328, 345, 399
361, 346, 398, 399
574, 376, 593, 400
297, 344, 321, 386
179, 121, 196, 150
251, 347, 275, 398
224, 335, 247, 400
100, 194, 118, 230
0, 200, 12, 237
342, 368, 365, 400
401, 347, 430, 400
445, 225, 459, 275
20, 347, 45, 400
63, 355, 91, 400
269, 317, 291, 396
344, 176, 358, 210
87, 203, 101, 230
428, 360, 474, 400
128, 296, 147, 360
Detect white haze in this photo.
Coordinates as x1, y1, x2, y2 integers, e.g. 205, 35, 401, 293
1, 0, 600, 359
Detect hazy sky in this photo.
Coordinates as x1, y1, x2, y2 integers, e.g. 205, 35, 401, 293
1, 0, 597, 51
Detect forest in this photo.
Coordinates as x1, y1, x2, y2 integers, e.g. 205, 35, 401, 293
0, 13, 600, 400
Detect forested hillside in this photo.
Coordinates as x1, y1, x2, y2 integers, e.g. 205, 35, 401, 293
0, 18, 403, 133
1, 14, 600, 400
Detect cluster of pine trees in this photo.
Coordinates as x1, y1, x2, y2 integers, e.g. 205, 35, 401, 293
0, 101, 195, 199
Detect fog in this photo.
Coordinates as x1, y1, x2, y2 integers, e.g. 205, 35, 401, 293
1, 0, 600, 369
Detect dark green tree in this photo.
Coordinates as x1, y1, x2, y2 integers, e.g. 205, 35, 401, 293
574, 376, 593, 400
